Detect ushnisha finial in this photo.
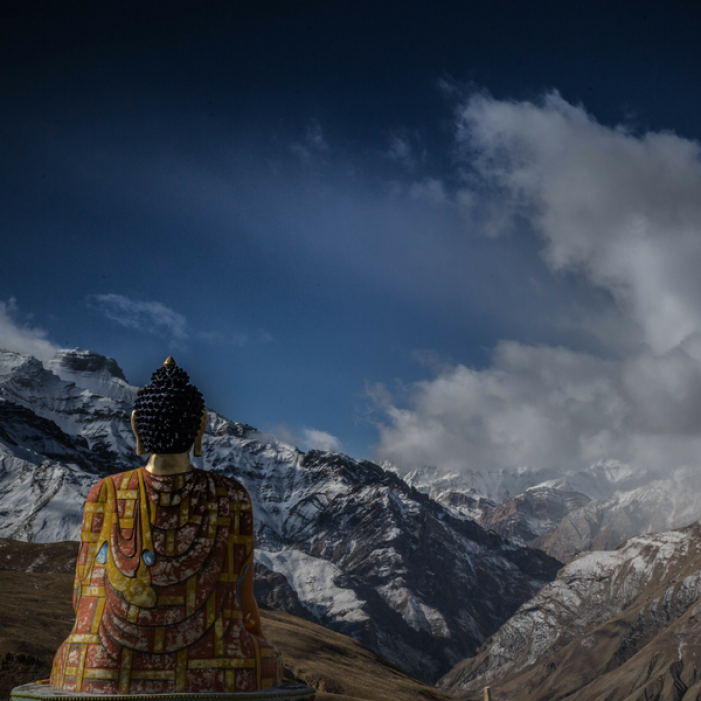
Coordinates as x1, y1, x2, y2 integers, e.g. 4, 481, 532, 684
133, 357, 205, 458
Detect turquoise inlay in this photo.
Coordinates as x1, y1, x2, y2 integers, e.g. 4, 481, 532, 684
236, 561, 250, 608
96, 542, 108, 564
142, 549, 155, 566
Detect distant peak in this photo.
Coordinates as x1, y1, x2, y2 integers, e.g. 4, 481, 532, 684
0, 348, 43, 375
48, 348, 127, 382
0, 348, 30, 361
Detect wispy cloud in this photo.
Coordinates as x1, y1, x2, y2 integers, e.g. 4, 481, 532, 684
0, 298, 61, 360
410, 177, 447, 204
385, 130, 426, 170
197, 330, 248, 346
290, 119, 329, 162
88, 294, 188, 340
305, 119, 328, 152
263, 424, 342, 453
301, 428, 342, 452
387, 134, 415, 168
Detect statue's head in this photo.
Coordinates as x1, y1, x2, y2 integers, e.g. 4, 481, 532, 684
131, 356, 206, 456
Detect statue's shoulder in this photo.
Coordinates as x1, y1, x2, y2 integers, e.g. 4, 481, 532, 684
86, 469, 139, 503
208, 471, 251, 505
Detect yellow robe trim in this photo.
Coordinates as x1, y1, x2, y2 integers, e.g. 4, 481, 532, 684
92, 470, 157, 609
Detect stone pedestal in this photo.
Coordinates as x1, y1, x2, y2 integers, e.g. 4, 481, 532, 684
11, 682, 316, 701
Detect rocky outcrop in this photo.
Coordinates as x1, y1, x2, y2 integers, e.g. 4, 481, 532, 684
478, 486, 591, 546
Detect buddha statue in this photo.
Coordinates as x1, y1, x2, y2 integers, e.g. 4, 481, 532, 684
32, 357, 315, 700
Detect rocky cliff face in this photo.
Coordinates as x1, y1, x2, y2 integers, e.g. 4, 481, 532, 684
439, 522, 701, 701
0, 348, 561, 683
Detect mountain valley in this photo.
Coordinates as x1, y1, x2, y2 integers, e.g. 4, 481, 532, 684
5, 346, 701, 700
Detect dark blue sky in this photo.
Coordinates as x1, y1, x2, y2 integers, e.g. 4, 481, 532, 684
3, 1, 701, 463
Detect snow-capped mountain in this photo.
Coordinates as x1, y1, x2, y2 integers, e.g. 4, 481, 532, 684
0, 348, 561, 683
439, 521, 701, 701
531, 467, 701, 562
394, 460, 650, 507
394, 460, 701, 562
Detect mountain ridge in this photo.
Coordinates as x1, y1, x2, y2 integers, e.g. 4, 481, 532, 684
0, 347, 561, 683
397, 457, 701, 565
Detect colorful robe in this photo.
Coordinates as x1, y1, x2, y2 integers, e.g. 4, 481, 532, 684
50, 467, 283, 695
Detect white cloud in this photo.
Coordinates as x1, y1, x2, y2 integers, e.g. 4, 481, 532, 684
458, 91, 701, 355
264, 423, 298, 447
372, 93, 701, 476
261, 425, 342, 453
88, 294, 187, 340
301, 428, 342, 452
0, 298, 61, 360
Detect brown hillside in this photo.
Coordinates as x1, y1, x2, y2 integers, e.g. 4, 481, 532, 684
442, 523, 701, 701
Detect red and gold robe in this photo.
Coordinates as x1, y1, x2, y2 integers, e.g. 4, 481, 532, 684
50, 467, 283, 695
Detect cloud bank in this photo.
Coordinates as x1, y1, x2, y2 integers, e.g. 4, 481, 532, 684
374, 92, 701, 475
375, 339, 701, 474
458, 92, 701, 355
0, 298, 60, 360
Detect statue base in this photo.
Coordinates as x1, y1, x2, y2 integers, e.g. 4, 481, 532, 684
10, 682, 316, 701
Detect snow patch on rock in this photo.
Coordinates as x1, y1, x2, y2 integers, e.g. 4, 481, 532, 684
256, 548, 369, 623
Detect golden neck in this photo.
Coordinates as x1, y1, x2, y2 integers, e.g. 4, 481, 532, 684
145, 451, 194, 475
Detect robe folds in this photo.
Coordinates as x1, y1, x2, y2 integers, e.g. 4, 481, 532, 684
50, 467, 283, 695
